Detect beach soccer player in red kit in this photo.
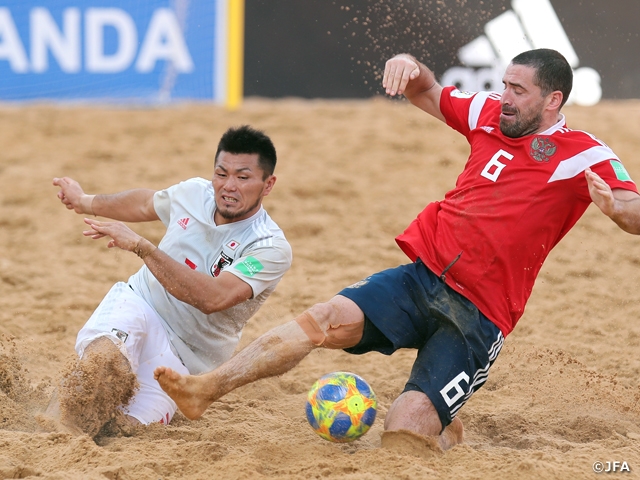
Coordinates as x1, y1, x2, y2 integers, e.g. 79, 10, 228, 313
154, 49, 640, 450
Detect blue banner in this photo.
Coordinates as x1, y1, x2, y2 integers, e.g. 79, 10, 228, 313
0, 1, 218, 102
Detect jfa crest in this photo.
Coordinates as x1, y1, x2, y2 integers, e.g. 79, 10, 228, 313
211, 251, 233, 277
530, 137, 557, 162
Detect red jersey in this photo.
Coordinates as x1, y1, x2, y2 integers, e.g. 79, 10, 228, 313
396, 86, 637, 336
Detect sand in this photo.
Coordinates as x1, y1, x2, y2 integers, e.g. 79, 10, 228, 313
0, 97, 639, 479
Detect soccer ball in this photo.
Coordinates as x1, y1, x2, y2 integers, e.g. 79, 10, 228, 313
305, 371, 377, 443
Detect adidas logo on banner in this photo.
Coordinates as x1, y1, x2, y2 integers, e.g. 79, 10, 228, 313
441, 0, 601, 106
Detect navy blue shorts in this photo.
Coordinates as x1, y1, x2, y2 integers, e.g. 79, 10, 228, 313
338, 260, 504, 430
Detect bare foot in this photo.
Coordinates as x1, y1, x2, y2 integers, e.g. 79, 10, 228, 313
153, 366, 211, 420
438, 417, 464, 450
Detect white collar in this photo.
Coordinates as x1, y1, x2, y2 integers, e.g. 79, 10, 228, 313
537, 113, 566, 136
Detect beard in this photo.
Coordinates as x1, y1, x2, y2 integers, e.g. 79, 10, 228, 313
215, 195, 262, 221
499, 106, 543, 138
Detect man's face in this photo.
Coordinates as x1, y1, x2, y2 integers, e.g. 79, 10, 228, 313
212, 151, 275, 224
499, 64, 547, 138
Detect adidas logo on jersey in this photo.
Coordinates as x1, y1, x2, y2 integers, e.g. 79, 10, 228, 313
480, 126, 494, 134
440, 0, 601, 107
177, 217, 190, 230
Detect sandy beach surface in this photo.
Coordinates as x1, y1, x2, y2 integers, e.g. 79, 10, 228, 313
1, 97, 639, 479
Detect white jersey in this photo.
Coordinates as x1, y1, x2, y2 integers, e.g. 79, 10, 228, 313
128, 177, 292, 374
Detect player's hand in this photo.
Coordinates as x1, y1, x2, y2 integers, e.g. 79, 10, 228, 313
585, 168, 615, 216
83, 218, 140, 251
383, 54, 420, 96
53, 177, 94, 215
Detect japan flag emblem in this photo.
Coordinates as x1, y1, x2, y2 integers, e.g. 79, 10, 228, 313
227, 240, 240, 250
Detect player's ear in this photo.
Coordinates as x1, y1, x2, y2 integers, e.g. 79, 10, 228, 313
262, 175, 276, 196
547, 90, 563, 110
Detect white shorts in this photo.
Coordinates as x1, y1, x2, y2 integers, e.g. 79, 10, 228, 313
76, 282, 190, 425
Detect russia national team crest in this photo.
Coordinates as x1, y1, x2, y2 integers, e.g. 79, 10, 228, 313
211, 251, 234, 277
530, 137, 557, 162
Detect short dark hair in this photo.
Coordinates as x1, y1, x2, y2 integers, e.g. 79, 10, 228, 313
511, 49, 573, 108
215, 125, 277, 179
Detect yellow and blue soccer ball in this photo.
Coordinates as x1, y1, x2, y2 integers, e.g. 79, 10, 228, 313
305, 371, 377, 442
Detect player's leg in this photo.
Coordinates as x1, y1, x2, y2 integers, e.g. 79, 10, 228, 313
43, 282, 179, 436
122, 312, 189, 427
154, 295, 365, 420
383, 391, 464, 451
380, 320, 469, 450
382, 306, 503, 451
384, 390, 443, 437
337, 261, 501, 451
44, 335, 137, 437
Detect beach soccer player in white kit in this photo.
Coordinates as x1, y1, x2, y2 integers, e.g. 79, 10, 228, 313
48, 125, 292, 436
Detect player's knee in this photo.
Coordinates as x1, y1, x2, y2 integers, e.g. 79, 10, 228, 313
307, 302, 336, 327
295, 301, 363, 349
84, 335, 130, 368
384, 390, 443, 435
294, 303, 333, 347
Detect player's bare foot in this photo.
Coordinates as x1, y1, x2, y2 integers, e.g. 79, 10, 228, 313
154, 366, 212, 420
438, 416, 464, 450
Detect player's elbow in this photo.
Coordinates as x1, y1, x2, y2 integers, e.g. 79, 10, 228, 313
197, 300, 224, 315
609, 210, 640, 235
180, 292, 223, 315
197, 295, 243, 314
193, 279, 253, 314
615, 220, 640, 235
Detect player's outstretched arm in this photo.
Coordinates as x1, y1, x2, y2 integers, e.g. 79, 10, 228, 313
53, 176, 159, 222
383, 54, 445, 122
586, 168, 640, 234
52, 177, 95, 215
83, 217, 254, 313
